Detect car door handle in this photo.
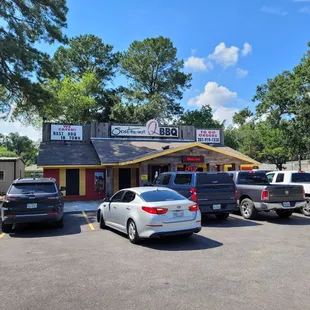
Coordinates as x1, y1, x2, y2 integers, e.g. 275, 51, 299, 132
113, 206, 117, 209
126, 207, 130, 210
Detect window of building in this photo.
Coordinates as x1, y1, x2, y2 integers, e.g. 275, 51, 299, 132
0, 170, 4, 181
276, 173, 284, 183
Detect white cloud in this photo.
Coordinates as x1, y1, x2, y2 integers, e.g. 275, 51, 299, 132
242, 42, 252, 56
261, 6, 288, 16
0, 120, 41, 141
236, 68, 249, 78
188, 82, 237, 109
299, 7, 310, 13
208, 42, 239, 68
213, 106, 239, 125
184, 56, 209, 71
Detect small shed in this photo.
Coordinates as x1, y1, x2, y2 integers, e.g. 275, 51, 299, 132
0, 157, 25, 195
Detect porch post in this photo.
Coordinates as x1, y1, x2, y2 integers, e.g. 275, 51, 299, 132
106, 167, 113, 197
139, 162, 148, 186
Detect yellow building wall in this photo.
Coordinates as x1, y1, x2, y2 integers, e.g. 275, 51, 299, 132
59, 168, 66, 196
79, 168, 86, 196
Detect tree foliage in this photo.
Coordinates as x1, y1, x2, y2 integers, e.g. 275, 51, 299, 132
0, 133, 38, 165
0, 0, 68, 117
117, 36, 192, 122
177, 105, 223, 128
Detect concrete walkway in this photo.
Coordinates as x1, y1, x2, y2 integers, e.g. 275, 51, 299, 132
64, 200, 101, 213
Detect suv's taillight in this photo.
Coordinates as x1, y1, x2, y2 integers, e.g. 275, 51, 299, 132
234, 187, 238, 200
189, 204, 199, 212
142, 206, 168, 215
261, 190, 269, 201
190, 188, 197, 202
3, 195, 19, 202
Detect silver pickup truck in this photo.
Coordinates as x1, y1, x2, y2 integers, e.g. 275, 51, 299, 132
229, 171, 306, 219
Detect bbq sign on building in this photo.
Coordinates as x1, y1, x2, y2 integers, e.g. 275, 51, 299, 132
111, 119, 179, 138
51, 125, 83, 141
196, 129, 221, 144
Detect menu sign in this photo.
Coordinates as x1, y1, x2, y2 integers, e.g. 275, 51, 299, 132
51, 125, 83, 141
196, 129, 221, 144
182, 156, 204, 163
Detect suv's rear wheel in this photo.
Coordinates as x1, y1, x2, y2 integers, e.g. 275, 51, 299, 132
215, 213, 229, 220
240, 198, 258, 220
1, 223, 13, 233
276, 209, 293, 218
301, 199, 310, 217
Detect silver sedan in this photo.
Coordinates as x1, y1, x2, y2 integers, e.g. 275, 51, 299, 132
97, 187, 201, 244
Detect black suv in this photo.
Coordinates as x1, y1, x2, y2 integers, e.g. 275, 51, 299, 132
1, 178, 65, 233
155, 172, 238, 219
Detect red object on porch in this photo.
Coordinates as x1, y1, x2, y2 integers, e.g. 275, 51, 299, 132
43, 169, 60, 186
85, 169, 106, 200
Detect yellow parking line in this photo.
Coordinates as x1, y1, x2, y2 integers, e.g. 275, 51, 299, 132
82, 211, 95, 231
0, 233, 5, 239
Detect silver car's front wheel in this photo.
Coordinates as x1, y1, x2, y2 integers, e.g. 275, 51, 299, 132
128, 220, 140, 244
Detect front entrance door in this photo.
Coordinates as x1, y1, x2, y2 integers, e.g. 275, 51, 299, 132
119, 168, 131, 190
66, 169, 80, 195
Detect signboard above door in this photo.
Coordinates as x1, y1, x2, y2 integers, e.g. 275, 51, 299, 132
196, 129, 221, 144
182, 156, 204, 163
51, 124, 83, 141
111, 119, 179, 138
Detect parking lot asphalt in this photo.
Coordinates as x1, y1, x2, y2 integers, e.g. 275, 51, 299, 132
1, 212, 310, 310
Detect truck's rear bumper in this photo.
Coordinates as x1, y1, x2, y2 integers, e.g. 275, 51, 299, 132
254, 201, 306, 211
199, 203, 238, 215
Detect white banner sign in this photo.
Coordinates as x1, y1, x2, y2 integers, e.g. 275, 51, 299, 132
51, 125, 83, 141
111, 119, 178, 138
196, 129, 221, 144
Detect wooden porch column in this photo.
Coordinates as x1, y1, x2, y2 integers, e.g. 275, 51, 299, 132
169, 162, 178, 172
139, 162, 148, 186
235, 163, 240, 171
106, 167, 113, 197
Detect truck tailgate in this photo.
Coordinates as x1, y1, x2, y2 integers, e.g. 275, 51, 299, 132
196, 184, 235, 204
268, 185, 304, 202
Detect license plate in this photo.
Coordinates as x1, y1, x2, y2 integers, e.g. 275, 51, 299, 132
27, 203, 37, 209
213, 204, 221, 210
283, 202, 290, 207
173, 210, 184, 218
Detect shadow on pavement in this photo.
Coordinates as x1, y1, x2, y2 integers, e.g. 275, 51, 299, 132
6, 213, 89, 238
253, 212, 310, 226
201, 215, 262, 228
141, 234, 223, 251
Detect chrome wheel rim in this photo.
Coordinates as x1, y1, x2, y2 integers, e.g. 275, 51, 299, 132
128, 222, 136, 240
302, 200, 310, 216
241, 202, 251, 217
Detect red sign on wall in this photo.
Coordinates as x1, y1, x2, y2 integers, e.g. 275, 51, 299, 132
185, 165, 198, 172
182, 156, 204, 163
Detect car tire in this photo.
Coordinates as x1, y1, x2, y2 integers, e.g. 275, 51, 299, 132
180, 232, 193, 238
1, 223, 12, 233
99, 212, 106, 229
300, 199, 310, 217
55, 216, 64, 228
240, 198, 258, 220
276, 210, 293, 218
215, 213, 229, 220
127, 220, 140, 244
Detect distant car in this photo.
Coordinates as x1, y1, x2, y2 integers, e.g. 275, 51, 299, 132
97, 187, 201, 244
1, 178, 65, 233
154, 172, 238, 220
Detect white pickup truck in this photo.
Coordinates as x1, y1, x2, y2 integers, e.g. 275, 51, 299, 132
266, 171, 310, 216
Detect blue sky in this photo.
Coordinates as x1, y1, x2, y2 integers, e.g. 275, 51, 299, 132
2, 0, 310, 139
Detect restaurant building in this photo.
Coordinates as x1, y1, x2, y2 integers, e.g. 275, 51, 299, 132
37, 120, 259, 201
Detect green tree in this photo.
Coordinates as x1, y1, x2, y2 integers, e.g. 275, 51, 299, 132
2, 133, 38, 165
0, 0, 68, 117
177, 105, 223, 128
43, 72, 103, 124
0, 146, 17, 157
117, 36, 192, 122
232, 107, 253, 126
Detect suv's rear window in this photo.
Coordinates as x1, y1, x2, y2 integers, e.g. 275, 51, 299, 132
140, 190, 186, 202
174, 174, 192, 185
9, 183, 57, 194
196, 173, 234, 185
291, 173, 310, 182
237, 172, 269, 185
